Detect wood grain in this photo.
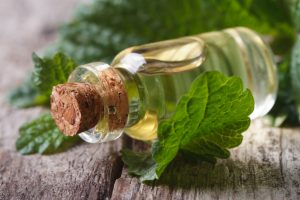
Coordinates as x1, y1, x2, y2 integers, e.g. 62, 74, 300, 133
0, 1, 123, 200
0, 143, 123, 200
111, 122, 300, 200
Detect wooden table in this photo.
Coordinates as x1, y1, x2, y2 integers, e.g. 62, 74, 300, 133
0, 1, 299, 199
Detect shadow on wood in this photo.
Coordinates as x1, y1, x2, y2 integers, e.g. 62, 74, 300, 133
155, 156, 283, 190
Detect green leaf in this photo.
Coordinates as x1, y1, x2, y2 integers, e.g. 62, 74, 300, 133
247, 0, 295, 54
32, 52, 77, 99
286, 0, 300, 32
267, 2, 300, 126
122, 71, 254, 181
16, 113, 80, 155
121, 149, 157, 181
8, 52, 76, 108
57, 0, 292, 64
291, 36, 300, 118
269, 46, 300, 127
7, 77, 48, 108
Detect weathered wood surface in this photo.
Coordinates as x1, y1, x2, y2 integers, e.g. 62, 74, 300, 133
0, 0, 300, 200
0, 1, 123, 199
111, 122, 300, 200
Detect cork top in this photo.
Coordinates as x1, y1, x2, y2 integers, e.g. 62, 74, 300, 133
51, 82, 104, 136
50, 68, 129, 137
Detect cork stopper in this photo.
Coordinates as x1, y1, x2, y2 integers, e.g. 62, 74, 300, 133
51, 82, 104, 136
50, 68, 129, 137
98, 68, 129, 131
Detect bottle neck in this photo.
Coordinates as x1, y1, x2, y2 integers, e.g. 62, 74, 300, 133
113, 66, 145, 128
65, 62, 144, 143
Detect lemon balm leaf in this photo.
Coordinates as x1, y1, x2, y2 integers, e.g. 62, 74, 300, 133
16, 113, 80, 155
122, 71, 254, 181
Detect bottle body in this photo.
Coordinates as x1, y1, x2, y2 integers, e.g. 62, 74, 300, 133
68, 27, 277, 143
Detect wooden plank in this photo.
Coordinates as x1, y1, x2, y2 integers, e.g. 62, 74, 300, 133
0, 142, 123, 200
111, 121, 300, 200
0, 1, 124, 199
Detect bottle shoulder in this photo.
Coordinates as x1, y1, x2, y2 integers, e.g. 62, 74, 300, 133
112, 36, 207, 75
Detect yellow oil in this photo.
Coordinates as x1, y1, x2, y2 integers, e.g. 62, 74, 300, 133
125, 111, 158, 140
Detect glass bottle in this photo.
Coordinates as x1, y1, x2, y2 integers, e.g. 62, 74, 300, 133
51, 27, 277, 143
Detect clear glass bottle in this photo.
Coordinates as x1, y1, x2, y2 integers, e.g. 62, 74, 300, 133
61, 27, 277, 143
